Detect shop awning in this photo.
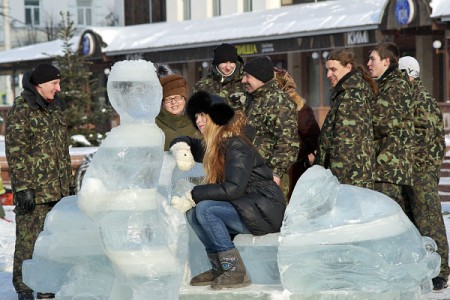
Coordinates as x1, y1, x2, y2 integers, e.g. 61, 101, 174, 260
431, 0, 450, 22
0, 0, 388, 69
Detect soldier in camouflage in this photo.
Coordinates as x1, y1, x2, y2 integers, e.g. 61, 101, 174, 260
399, 56, 449, 291
242, 56, 299, 197
315, 48, 376, 189
367, 42, 415, 211
194, 43, 247, 111
6, 64, 73, 300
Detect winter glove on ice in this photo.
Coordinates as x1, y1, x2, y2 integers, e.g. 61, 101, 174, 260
15, 189, 36, 213
69, 186, 77, 196
170, 142, 195, 171
171, 191, 196, 213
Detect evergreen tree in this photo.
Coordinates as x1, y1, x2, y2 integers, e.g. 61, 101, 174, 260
54, 12, 112, 146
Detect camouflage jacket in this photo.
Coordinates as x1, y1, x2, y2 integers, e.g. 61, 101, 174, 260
245, 79, 299, 177
411, 78, 445, 174
193, 58, 247, 111
5, 72, 73, 204
371, 65, 414, 186
315, 70, 375, 188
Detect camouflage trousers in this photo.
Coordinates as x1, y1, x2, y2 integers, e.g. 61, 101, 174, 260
373, 182, 407, 211
404, 173, 449, 280
13, 202, 55, 293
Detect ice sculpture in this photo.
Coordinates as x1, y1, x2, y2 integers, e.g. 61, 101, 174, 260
23, 60, 194, 300
76, 60, 187, 300
278, 165, 441, 299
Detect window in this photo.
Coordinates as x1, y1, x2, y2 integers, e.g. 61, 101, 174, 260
243, 0, 252, 12
25, 0, 40, 26
77, 0, 92, 26
213, 0, 221, 16
183, 0, 191, 20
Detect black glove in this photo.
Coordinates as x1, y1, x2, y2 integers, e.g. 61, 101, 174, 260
15, 189, 36, 213
69, 186, 77, 196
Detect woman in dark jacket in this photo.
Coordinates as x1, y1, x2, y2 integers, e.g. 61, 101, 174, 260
170, 91, 285, 290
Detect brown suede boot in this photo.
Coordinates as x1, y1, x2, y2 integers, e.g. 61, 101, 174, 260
211, 248, 251, 290
190, 253, 223, 286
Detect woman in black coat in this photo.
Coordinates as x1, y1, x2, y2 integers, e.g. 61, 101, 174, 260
170, 91, 285, 290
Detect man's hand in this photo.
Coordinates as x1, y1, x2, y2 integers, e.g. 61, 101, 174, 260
15, 189, 36, 213
171, 191, 196, 213
170, 142, 195, 171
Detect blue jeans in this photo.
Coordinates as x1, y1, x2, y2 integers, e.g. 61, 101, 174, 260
186, 200, 250, 253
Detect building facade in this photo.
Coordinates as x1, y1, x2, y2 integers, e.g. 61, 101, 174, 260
0, 0, 448, 126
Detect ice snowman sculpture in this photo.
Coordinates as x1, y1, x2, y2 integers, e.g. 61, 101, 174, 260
78, 60, 187, 300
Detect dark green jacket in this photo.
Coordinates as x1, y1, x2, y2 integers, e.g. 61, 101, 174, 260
245, 79, 299, 178
5, 72, 73, 204
411, 78, 445, 174
194, 58, 247, 111
371, 65, 414, 186
155, 107, 198, 151
315, 70, 375, 188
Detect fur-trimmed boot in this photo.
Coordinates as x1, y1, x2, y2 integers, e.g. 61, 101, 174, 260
190, 253, 223, 286
211, 248, 251, 289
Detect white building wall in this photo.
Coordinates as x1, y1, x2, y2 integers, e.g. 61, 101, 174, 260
253, 0, 281, 11
191, 0, 211, 20
221, 0, 242, 15
166, 0, 184, 22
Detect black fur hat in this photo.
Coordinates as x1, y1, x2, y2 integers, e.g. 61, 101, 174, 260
186, 91, 235, 127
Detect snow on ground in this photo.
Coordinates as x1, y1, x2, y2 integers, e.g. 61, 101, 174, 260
2, 204, 450, 299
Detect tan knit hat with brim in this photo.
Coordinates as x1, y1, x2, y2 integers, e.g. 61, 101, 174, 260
160, 74, 188, 99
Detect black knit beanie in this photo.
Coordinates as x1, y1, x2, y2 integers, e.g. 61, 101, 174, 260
186, 91, 235, 127
212, 43, 238, 65
31, 64, 61, 85
243, 56, 274, 83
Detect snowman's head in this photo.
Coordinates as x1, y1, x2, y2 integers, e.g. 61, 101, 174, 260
107, 60, 162, 123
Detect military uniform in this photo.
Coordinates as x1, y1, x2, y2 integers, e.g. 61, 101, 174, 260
315, 70, 375, 188
194, 58, 247, 111
6, 72, 73, 294
371, 65, 414, 211
245, 79, 299, 181
404, 78, 449, 281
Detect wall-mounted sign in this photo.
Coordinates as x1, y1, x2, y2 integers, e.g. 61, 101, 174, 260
235, 44, 258, 55
395, 0, 415, 25
80, 32, 95, 56
347, 31, 369, 45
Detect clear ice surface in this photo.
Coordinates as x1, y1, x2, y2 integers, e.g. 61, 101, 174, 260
22, 60, 441, 300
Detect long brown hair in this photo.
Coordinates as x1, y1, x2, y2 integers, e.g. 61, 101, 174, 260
327, 48, 378, 94
202, 110, 248, 184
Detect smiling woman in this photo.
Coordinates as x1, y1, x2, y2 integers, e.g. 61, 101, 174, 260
156, 74, 198, 151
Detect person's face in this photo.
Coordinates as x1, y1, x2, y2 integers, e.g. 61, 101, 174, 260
217, 61, 236, 76
163, 95, 186, 115
367, 50, 389, 78
36, 79, 61, 101
242, 73, 264, 94
326, 60, 352, 88
195, 112, 207, 134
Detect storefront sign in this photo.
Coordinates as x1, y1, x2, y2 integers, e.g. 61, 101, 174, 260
395, 0, 415, 25
347, 31, 369, 45
235, 44, 258, 55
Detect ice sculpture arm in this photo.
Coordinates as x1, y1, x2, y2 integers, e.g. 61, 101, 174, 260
171, 190, 196, 213
170, 136, 205, 162
170, 142, 195, 171
191, 137, 254, 202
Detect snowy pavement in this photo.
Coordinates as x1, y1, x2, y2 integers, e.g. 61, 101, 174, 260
2, 204, 450, 299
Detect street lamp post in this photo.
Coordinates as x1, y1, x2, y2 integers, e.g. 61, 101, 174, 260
433, 38, 450, 102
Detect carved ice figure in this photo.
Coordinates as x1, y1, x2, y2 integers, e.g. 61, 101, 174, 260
278, 165, 441, 299
74, 59, 187, 300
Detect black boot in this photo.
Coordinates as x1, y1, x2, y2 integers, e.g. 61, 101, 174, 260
433, 277, 448, 291
17, 291, 34, 300
190, 253, 223, 286
211, 248, 251, 290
